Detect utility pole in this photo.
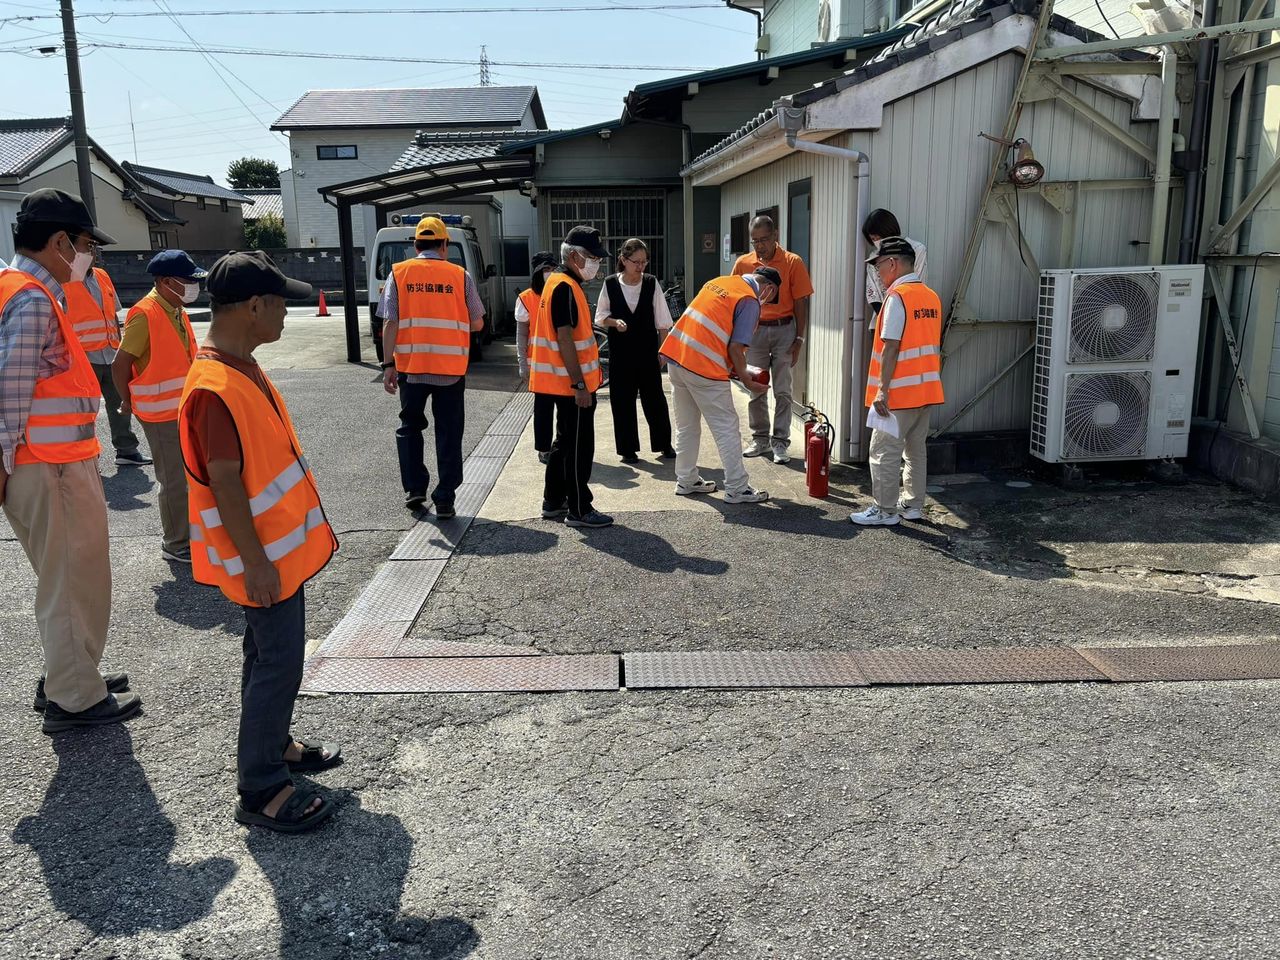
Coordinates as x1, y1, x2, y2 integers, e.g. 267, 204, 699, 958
59, 0, 96, 219
479, 46, 491, 86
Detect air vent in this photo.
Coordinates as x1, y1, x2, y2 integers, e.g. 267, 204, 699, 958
1062, 371, 1151, 460
1068, 272, 1159, 363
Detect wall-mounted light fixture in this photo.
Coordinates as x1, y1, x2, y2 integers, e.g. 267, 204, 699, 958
978, 132, 1045, 188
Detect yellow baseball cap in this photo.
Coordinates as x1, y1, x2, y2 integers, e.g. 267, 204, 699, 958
414, 216, 448, 240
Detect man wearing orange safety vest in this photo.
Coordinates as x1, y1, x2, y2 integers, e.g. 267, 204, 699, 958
514, 250, 557, 464
63, 263, 151, 467
850, 237, 945, 527
0, 188, 141, 733
378, 216, 485, 518
112, 250, 205, 563
659, 267, 778, 504
530, 226, 613, 529
178, 250, 340, 834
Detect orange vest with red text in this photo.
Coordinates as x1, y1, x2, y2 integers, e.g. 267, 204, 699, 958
659, 275, 754, 381
392, 257, 470, 376
528, 272, 601, 396
865, 281, 944, 410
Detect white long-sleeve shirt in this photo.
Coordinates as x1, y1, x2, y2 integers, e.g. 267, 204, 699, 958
594, 274, 674, 330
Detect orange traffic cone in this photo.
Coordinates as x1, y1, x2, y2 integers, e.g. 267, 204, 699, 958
316, 290, 330, 317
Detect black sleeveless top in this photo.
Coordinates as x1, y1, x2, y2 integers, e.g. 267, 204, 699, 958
604, 274, 659, 361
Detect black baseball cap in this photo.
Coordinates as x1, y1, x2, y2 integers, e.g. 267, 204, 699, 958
751, 266, 782, 287
206, 250, 312, 303
866, 236, 915, 264
16, 188, 116, 245
531, 250, 557, 271
564, 225, 609, 259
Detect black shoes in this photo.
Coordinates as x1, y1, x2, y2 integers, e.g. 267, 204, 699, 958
405, 492, 427, 511
434, 502, 457, 520
659, 448, 677, 459
541, 501, 569, 521
620, 453, 640, 465
566, 509, 614, 529
115, 450, 152, 466
33, 671, 129, 712
42, 692, 143, 734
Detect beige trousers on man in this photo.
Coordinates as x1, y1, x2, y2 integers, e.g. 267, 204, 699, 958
668, 362, 752, 496
3, 458, 111, 712
139, 418, 189, 554
869, 405, 933, 513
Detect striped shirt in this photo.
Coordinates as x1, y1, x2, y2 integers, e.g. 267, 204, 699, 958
0, 254, 71, 472
376, 249, 484, 387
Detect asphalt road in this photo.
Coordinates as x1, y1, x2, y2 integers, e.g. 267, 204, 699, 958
1, 318, 1279, 959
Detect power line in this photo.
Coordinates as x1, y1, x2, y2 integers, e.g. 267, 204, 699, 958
1, 4, 728, 20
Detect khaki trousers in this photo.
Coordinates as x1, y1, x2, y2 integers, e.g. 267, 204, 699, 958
3, 458, 111, 712
869, 405, 933, 513
139, 419, 189, 554
668, 362, 752, 496
745, 322, 796, 445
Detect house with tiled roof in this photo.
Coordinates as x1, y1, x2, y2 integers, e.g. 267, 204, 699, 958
121, 162, 252, 249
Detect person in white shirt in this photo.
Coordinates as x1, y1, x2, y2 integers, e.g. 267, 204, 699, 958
594, 238, 676, 464
515, 251, 556, 463
862, 208, 927, 318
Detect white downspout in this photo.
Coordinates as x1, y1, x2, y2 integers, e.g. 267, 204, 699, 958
784, 135, 870, 463
1149, 48, 1177, 265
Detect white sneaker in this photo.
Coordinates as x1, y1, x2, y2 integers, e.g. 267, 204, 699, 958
676, 479, 717, 496
897, 502, 924, 521
849, 505, 900, 526
771, 442, 790, 465
725, 486, 769, 504
743, 439, 770, 458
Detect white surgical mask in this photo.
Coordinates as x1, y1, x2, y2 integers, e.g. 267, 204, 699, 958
180, 281, 201, 304
579, 256, 601, 282
62, 246, 93, 283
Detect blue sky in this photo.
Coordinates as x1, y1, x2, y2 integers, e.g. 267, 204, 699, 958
0, 0, 757, 185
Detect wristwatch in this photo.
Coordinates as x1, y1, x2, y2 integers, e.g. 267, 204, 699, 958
572, 380, 587, 391
381, 361, 395, 369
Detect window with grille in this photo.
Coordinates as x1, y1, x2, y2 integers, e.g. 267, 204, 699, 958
547, 189, 666, 282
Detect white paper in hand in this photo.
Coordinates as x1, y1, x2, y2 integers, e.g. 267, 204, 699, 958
866, 407, 900, 439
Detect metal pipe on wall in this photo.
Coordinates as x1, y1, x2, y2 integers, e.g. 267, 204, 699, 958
1177, 0, 1218, 263
784, 136, 869, 462
1150, 49, 1178, 265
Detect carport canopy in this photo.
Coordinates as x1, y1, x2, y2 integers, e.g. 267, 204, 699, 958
318, 154, 537, 362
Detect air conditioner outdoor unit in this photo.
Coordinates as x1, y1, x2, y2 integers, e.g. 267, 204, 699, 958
1030, 264, 1204, 464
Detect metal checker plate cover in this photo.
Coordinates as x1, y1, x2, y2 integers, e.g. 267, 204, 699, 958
487, 395, 534, 435
462, 456, 507, 487
470, 433, 521, 459
299, 654, 618, 694
393, 636, 541, 658
314, 621, 411, 658
453, 482, 492, 516
345, 560, 445, 623
623, 651, 868, 689
854, 647, 1107, 684
391, 515, 473, 560
1076, 644, 1280, 682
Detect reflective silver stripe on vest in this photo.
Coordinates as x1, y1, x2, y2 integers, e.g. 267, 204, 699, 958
190, 523, 205, 542
28, 423, 96, 444
680, 307, 730, 345
667, 326, 729, 371
395, 343, 468, 356
134, 397, 181, 414
529, 358, 601, 377
200, 456, 310, 529
869, 371, 942, 390
871, 344, 940, 364
30, 396, 99, 416
131, 376, 188, 396
401, 316, 469, 331
207, 506, 327, 577
530, 335, 596, 352
73, 321, 105, 333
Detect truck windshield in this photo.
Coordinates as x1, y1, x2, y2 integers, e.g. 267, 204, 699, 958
375, 241, 465, 280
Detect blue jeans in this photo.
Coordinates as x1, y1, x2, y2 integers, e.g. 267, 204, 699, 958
396, 375, 465, 506
238, 586, 306, 802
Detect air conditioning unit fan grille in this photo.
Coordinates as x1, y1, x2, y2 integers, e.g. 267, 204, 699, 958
1031, 274, 1056, 456
1068, 272, 1159, 363
1062, 371, 1150, 460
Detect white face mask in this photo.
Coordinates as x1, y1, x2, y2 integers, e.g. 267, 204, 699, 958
578, 256, 601, 282
61, 245, 93, 283
180, 281, 201, 304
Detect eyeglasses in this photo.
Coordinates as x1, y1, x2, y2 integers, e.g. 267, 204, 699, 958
749, 237, 773, 248
624, 256, 648, 268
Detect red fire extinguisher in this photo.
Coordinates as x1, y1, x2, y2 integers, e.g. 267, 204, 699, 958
805, 408, 832, 498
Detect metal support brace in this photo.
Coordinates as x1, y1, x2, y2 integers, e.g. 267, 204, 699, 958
1206, 153, 1280, 252
1229, 0, 1273, 54
1225, 38, 1280, 71
993, 192, 1042, 279
1035, 15, 1280, 60
931, 340, 1036, 438
1038, 76, 1157, 165
1206, 264, 1262, 439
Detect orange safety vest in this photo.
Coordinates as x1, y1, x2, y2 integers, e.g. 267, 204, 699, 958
517, 288, 540, 359
528, 272, 601, 396
126, 295, 197, 423
659, 275, 754, 381
391, 257, 470, 376
179, 358, 337, 607
865, 281, 945, 410
63, 267, 120, 361
0, 270, 101, 466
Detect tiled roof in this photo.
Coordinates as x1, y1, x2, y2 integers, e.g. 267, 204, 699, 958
0, 117, 72, 178
391, 129, 551, 169
240, 188, 283, 220
123, 162, 251, 202
271, 86, 545, 130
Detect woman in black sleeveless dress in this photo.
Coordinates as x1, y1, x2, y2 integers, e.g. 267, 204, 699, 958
593, 238, 675, 464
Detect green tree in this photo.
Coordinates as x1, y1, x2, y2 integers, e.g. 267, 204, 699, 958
244, 214, 287, 249
227, 157, 280, 189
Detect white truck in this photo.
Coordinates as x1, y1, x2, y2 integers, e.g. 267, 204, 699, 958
367, 212, 500, 362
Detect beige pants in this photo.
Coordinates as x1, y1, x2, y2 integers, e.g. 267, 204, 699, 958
4, 458, 111, 712
668, 362, 752, 496
140, 418, 189, 554
869, 405, 933, 513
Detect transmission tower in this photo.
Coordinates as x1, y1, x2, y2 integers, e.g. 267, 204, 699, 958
479, 46, 491, 86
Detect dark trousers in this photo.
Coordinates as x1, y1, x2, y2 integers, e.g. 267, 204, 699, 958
396, 375, 465, 506
91, 361, 139, 455
238, 586, 306, 801
533, 392, 555, 453
609, 357, 671, 456
543, 392, 596, 517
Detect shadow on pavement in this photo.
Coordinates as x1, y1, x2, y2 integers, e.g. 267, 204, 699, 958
579, 525, 729, 575
153, 579, 243, 635
704, 495, 859, 541
101, 466, 155, 511
12, 726, 236, 937
246, 790, 480, 959
461, 523, 558, 557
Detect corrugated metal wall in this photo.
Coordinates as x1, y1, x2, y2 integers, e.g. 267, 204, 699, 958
715, 51, 1160, 452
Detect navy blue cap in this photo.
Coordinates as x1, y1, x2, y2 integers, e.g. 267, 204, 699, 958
531, 250, 556, 271
146, 249, 207, 280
